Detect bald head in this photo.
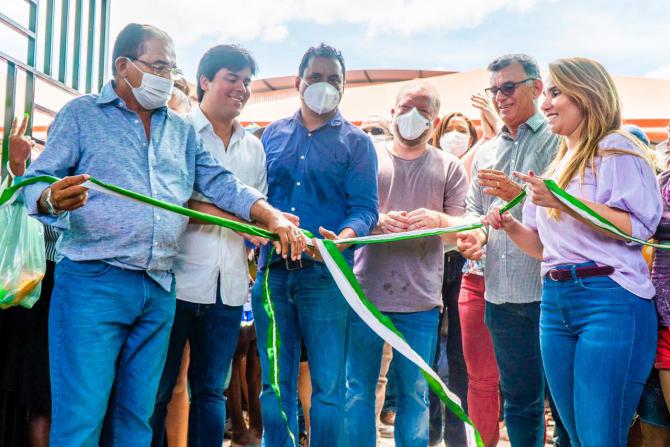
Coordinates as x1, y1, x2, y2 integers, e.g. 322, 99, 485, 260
394, 80, 441, 118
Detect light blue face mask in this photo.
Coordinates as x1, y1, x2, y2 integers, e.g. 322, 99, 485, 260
123, 59, 174, 110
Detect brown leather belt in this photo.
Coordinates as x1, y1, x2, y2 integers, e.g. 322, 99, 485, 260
547, 265, 614, 282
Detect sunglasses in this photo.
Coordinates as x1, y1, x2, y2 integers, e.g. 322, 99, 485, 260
364, 127, 386, 136
485, 78, 537, 99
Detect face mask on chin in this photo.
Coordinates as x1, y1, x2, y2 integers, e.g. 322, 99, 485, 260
301, 79, 341, 115
123, 59, 174, 110
395, 107, 431, 141
439, 131, 470, 158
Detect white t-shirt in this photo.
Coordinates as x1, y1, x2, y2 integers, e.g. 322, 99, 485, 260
173, 107, 267, 306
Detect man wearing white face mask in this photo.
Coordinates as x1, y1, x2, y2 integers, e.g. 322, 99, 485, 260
253, 43, 379, 447
345, 80, 468, 447
21, 24, 306, 446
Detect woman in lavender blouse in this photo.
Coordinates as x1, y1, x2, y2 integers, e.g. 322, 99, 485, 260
484, 57, 662, 446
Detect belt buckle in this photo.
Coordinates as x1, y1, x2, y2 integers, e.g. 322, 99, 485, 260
548, 270, 560, 281
285, 258, 303, 270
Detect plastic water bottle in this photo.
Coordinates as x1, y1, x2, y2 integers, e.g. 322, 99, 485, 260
242, 293, 254, 326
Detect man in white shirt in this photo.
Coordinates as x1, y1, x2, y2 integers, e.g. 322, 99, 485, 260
149, 45, 268, 447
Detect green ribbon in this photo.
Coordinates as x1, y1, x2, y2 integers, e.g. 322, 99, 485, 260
12, 173, 662, 445
544, 179, 670, 249
3, 173, 664, 445
1, 174, 530, 446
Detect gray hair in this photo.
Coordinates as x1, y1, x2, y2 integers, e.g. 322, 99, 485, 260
487, 54, 540, 79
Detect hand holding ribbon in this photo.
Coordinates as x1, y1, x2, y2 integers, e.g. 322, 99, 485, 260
38, 174, 90, 214
482, 205, 517, 231
513, 170, 566, 210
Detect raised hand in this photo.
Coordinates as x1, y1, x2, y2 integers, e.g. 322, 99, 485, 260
8, 114, 34, 176
478, 169, 523, 202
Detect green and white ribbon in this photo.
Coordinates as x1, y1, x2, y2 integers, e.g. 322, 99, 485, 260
317, 238, 483, 446
544, 179, 670, 249
3, 173, 666, 446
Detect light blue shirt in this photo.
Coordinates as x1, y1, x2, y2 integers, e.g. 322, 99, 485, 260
22, 81, 264, 290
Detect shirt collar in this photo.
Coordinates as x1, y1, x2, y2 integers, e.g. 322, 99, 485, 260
190, 106, 246, 141
501, 111, 546, 138
96, 81, 121, 105
292, 108, 343, 130
525, 111, 546, 132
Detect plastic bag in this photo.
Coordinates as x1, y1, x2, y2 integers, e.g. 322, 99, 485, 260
0, 200, 45, 309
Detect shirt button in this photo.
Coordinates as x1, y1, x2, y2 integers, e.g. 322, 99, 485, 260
154, 241, 158, 246
514, 141, 519, 145
156, 215, 161, 221
307, 133, 312, 137
134, 119, 139, 124
300, 155, 305, 160
296, 182, 301, 186
290, 207, 296, 212
501, 254, 506, 259
143, 143, 147, 147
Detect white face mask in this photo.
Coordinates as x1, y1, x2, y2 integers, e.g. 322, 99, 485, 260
301, 79, 341, 115
124, 59, 174, 110
396, 107, 431, 141
439, 131, 470, 158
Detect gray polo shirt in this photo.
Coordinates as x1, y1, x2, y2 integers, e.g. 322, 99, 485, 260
466, 112, 559, 304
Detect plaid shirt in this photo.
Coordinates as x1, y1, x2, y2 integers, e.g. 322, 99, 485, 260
466, 112, 559, 304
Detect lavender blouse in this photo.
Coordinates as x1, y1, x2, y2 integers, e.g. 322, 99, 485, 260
523, 133, 663, 299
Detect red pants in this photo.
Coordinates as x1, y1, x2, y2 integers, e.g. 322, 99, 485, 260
656, 326, 670, 370
459, 273, 500, 447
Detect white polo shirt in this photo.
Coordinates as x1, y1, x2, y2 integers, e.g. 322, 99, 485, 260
173, 107, 267, 306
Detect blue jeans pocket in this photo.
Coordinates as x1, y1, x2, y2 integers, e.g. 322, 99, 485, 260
577, 275, 621, 291
59, 259, 113, 277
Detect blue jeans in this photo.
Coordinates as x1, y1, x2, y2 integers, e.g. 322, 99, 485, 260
383, 362, 397, 414
345, 308, 439, 447
485, 300, 545, 447
251, 262, 349, 447
49, 259, 176, 447
429, 251, 468, 446
150, 297, 242, 447
541, 264, 657, 447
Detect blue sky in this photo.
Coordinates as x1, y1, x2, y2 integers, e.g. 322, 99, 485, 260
108, 0, 670, 82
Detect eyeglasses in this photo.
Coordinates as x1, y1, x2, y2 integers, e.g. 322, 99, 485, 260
485, 78, 537, 99
363, 127, 386, 136
130, 58, 183, 78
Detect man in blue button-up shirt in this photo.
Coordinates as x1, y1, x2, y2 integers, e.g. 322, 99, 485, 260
250, 44, 378, 446
21, 24, 305, 447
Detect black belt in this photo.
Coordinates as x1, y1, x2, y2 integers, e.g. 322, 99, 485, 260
547, 265, 614, 282
270, 258, 316, 271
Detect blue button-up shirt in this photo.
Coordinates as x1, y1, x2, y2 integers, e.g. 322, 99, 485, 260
260, 109, 379, 267
22, 81, 264, 290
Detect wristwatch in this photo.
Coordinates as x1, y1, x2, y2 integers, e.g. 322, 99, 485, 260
44, 187, 64, 216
